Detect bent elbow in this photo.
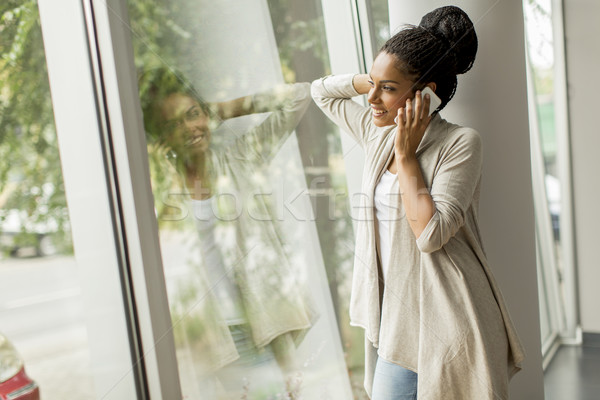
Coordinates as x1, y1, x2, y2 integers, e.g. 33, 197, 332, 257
415, 212, 444, 253
295, 82, 312, 104
310, 78, 332, 108
414, 209, 461, 253
310, 80, 323, 102
416, 236, 444, 254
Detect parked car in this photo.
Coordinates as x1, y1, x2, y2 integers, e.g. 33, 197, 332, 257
0, 333, 39, 400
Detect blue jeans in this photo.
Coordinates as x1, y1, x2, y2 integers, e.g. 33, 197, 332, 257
371, 357, 418, 400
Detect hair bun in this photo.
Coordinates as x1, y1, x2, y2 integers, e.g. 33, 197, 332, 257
418, 6, 477, 74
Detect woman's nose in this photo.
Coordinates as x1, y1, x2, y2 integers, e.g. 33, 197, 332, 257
367, 87, 379, 104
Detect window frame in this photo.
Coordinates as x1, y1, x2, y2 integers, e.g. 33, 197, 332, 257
38, 0, 180, 398
39, 0, 370, 397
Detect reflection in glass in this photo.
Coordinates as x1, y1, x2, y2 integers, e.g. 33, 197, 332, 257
140, 68, 318, 396
130, 0, 355, 397
369, 0, 391, 54
524, 0, 560, 243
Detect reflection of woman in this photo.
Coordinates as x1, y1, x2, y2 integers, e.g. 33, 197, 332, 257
140, 68, 317, 397
312, 6, 524, 400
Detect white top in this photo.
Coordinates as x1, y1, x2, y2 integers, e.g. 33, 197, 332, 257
192, 197, 246, 325
374, 169, 398, 282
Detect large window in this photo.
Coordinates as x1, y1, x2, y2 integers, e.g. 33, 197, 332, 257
0, 1, 94, 398
29, 0, 551, 397
127, 0, 366, 397
524, 0, 577, 364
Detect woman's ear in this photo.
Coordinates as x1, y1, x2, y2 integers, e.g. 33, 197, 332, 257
426, 82, 437, 93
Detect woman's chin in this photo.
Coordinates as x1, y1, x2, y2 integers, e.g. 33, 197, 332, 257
372, 117, 394, 127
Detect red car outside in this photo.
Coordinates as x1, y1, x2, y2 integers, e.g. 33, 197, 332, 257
0, 334, 40, 400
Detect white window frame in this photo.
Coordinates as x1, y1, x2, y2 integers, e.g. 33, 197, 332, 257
523, 0, 580, 361
40, 0, 371, 397
38, 0, 181, 398
549, 0, 579, 344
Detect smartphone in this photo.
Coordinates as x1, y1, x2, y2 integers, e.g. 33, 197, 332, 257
421, 86, 442, 116
394, 87, 442, 124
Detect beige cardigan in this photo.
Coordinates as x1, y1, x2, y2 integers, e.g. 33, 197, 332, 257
311, 74, 525, 399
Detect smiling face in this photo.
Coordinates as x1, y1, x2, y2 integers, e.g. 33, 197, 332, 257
367, 52, 417, 127
160, 93, 212, 154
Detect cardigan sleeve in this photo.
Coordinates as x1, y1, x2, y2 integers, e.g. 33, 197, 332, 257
230, 82, 311, 164
311, 74, 374, 147
416, 128, 483, 253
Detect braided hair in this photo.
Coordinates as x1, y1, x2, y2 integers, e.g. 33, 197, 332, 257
380, 6, 478, 111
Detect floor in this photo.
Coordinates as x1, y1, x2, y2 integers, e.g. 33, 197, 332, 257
544, 337, 600, 400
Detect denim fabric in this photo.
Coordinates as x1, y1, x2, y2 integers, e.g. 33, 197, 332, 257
371, 357, 418, 400
213, 324, 286, 398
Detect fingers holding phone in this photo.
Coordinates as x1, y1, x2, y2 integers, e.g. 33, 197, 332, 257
394, 87, 442, 125
394, 88, 441, 158
420, 87, 441, 117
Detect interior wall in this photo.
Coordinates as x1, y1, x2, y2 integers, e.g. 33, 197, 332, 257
387, 1, 544, 398
562, 0, 600, 334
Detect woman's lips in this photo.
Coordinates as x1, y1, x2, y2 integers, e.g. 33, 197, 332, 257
372, 108, 388, 118
187, 133, 207, 146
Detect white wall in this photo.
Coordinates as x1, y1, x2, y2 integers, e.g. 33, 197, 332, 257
563, 0, 600, 333
388, 1, 544, 398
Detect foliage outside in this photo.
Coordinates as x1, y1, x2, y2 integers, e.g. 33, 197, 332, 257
1, 0, 366, 395
0, 1, 71, 257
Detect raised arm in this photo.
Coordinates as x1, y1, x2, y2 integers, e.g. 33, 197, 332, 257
311, 74, 375, 147
213, 83, 309, 122
213, 95, 255, 120
351, 74, 372, 95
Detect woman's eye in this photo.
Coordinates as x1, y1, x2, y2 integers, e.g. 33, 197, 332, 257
383, 86, 394, 91
187, 107, 201, 118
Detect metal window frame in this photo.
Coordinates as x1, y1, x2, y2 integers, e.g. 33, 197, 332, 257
37, 0, 143, 398
518, 0, 580, 367
551, 0, 579, 343
525, 48, 566, 368
40, 0, 380, 397
38, 0, 181, 398
524, 0, 580, 349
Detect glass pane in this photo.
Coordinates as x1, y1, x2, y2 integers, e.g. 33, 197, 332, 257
369, 0, 390, 54
524, 0, 560, 243
265, 1, 367, 396
128, 0, 360, 397
523, 0, 568, 341
0, 2, 94, 399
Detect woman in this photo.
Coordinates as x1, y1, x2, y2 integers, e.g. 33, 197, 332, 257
311, 6, 525, 400
140, 68, 317, 398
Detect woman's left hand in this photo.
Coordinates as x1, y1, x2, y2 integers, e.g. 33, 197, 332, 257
394, 91, 432, 160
